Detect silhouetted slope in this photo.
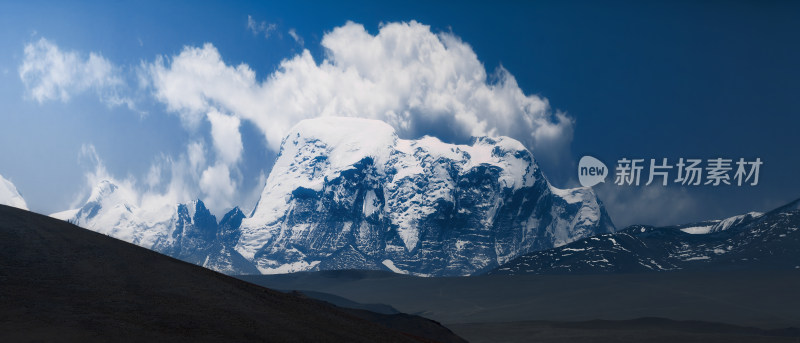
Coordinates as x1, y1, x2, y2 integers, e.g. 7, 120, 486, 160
0, 205, 463, 342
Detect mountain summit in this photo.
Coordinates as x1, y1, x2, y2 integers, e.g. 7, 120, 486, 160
238, 117, 614, 276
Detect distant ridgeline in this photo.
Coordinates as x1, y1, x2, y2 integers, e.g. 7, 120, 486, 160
491, 199, 800, 275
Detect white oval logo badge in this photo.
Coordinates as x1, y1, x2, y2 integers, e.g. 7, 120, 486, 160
578, 156, 608, 187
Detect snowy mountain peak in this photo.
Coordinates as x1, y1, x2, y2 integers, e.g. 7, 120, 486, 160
57, 181, 257, 275
87, 179, 119, 203
80, 179, 141, 219
185, 199, 206, 220
0, 174, 28, 210
69, 180, 157, 246
281, 116, 398, 171
239, 116, 614, 276
221, 206, 244, 223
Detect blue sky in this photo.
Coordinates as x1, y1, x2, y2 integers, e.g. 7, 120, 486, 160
1, 0, 798, 227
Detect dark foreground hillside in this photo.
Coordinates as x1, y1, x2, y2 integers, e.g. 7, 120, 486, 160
0, 205, 463, 343
242, 269, 800, 343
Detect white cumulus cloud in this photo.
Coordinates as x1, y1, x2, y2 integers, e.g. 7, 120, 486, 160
199, 163, 237, 212
19, 37, 133, 108
146, 20, 574, 168
207, 109, 244, 165
75, 141, 239, 217
47, 21, 578, 216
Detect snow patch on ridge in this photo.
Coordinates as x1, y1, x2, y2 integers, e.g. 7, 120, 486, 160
681, 212, 763, 234
680, 225, 715, 234
382, 260, 408, 274
257, 260, 321, 274
549, 186, 586, 205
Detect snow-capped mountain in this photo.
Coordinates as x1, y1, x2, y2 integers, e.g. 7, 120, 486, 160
0, 174, 28, 210
50, 117, 614, 276
54, 179, 257, 274
490, 198, 800, 275
237, 117, 614, 276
